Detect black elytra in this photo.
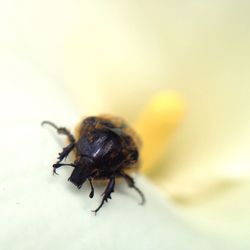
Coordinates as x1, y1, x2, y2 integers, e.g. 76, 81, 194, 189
42, 115, 145, 214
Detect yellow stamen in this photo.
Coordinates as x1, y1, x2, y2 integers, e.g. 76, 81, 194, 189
135, 91, 186, 174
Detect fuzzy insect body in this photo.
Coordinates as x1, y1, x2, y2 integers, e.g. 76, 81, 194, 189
42, 115, 145, 214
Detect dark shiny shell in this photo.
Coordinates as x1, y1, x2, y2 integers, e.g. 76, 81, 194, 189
74, 115, 140, 173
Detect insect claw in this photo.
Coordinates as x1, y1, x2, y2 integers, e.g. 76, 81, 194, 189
53, 168, 59, 175
89, 191, 94, 198
139, 200, 145, 205
91, 210, 98, 216
88, 179, 95, 198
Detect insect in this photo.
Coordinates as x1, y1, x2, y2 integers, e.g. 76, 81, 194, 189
42, 115, 145, 214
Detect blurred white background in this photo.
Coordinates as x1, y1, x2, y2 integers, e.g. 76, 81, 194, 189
0, 0, 250, 249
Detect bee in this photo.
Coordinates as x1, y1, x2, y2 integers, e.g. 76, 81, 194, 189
42, 115, 145, 214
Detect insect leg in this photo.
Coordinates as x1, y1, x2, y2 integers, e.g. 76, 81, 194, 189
52, 163, 76, 175
119, 171, 145, 205
92, 177, 115, 214
88, 178, 95, 198
51, 143, 75, 175
42, 121, 76, 174
41, 120, 75, 144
